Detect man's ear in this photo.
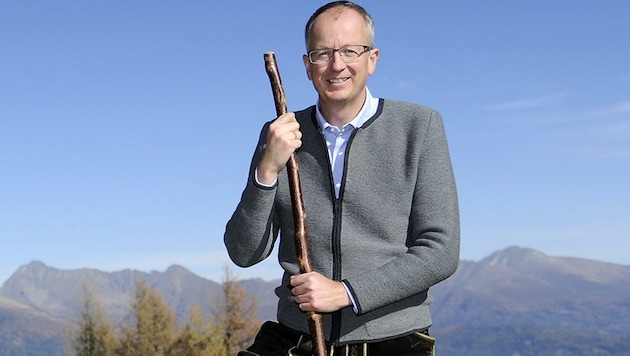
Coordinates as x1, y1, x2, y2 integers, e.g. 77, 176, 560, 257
368, 48, 380, 75
303, 54, 313, 80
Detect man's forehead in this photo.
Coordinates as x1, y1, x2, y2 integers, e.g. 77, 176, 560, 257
310, 9, 366, 37
306, 6, 371, 50
313, 6, 357, 23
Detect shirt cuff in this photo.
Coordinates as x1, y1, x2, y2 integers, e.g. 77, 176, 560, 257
341, 280, 359, 314
254, 168, 277, 187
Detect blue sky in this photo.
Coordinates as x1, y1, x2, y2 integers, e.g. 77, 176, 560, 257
1, 1, 629, 284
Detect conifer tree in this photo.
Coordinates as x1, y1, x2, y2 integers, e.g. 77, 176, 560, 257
211, 265, 261, 356
116, 279, 178, 356
66, 285, 116, 356
168, 303, 225, 356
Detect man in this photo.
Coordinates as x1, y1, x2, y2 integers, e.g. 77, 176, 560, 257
225, 1, 460, 355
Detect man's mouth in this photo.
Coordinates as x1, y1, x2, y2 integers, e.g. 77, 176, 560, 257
328, 77, 349, 84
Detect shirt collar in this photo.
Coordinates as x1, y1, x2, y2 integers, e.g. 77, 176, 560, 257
316, 87, 379, 131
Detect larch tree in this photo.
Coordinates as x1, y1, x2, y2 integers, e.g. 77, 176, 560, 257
116, 279, 178, 356
211, 265, 261, 356
167, 303, 225, 356
65, 285, 116, 356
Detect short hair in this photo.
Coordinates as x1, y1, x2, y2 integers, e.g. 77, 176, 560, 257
304, 1, 375, 50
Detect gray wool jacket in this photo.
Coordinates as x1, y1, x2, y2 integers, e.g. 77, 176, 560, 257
224, 99, 460, 345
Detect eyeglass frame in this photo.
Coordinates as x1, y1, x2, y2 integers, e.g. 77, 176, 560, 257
306, 45, 373, 65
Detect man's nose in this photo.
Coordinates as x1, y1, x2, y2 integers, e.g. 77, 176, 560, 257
329, 51, 346, 70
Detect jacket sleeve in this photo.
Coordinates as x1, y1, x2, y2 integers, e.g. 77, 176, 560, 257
224, 122, 280, 267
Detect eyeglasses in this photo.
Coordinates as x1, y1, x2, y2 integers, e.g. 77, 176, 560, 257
307, 45, 372, 65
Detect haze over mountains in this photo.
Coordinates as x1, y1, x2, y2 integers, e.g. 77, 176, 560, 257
1, 246, 629, 355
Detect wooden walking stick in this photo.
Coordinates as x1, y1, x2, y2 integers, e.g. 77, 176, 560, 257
264, 51, 328, 356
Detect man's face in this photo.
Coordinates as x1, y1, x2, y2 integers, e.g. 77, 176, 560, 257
303, 8, 379, 113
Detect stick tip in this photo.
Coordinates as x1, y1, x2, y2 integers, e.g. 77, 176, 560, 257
264, 51, 277, 64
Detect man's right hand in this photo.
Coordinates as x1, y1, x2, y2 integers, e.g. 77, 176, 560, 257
257, 112, 302, 185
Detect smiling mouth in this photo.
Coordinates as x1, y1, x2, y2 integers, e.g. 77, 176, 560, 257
328, 77, 349, 84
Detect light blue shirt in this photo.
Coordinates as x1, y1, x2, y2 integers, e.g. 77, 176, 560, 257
316, 87, 379, 198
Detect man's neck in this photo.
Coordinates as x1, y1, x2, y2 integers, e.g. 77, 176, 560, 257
319, 95, 367, 128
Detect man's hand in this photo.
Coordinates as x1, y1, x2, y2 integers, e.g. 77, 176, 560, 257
257, 112, 302, 185
290, 272, 352, 313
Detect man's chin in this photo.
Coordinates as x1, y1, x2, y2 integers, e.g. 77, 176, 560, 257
321, 90, 351, 104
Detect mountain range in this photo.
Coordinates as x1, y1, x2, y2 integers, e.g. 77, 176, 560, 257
1, 246, 629, 355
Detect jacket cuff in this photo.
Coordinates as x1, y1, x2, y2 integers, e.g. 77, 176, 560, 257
341, 279, 360, 314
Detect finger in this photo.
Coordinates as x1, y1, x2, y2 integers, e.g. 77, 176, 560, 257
287, 130, 302, 142
275, 112, 297, 124
290, 273, 306, 286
